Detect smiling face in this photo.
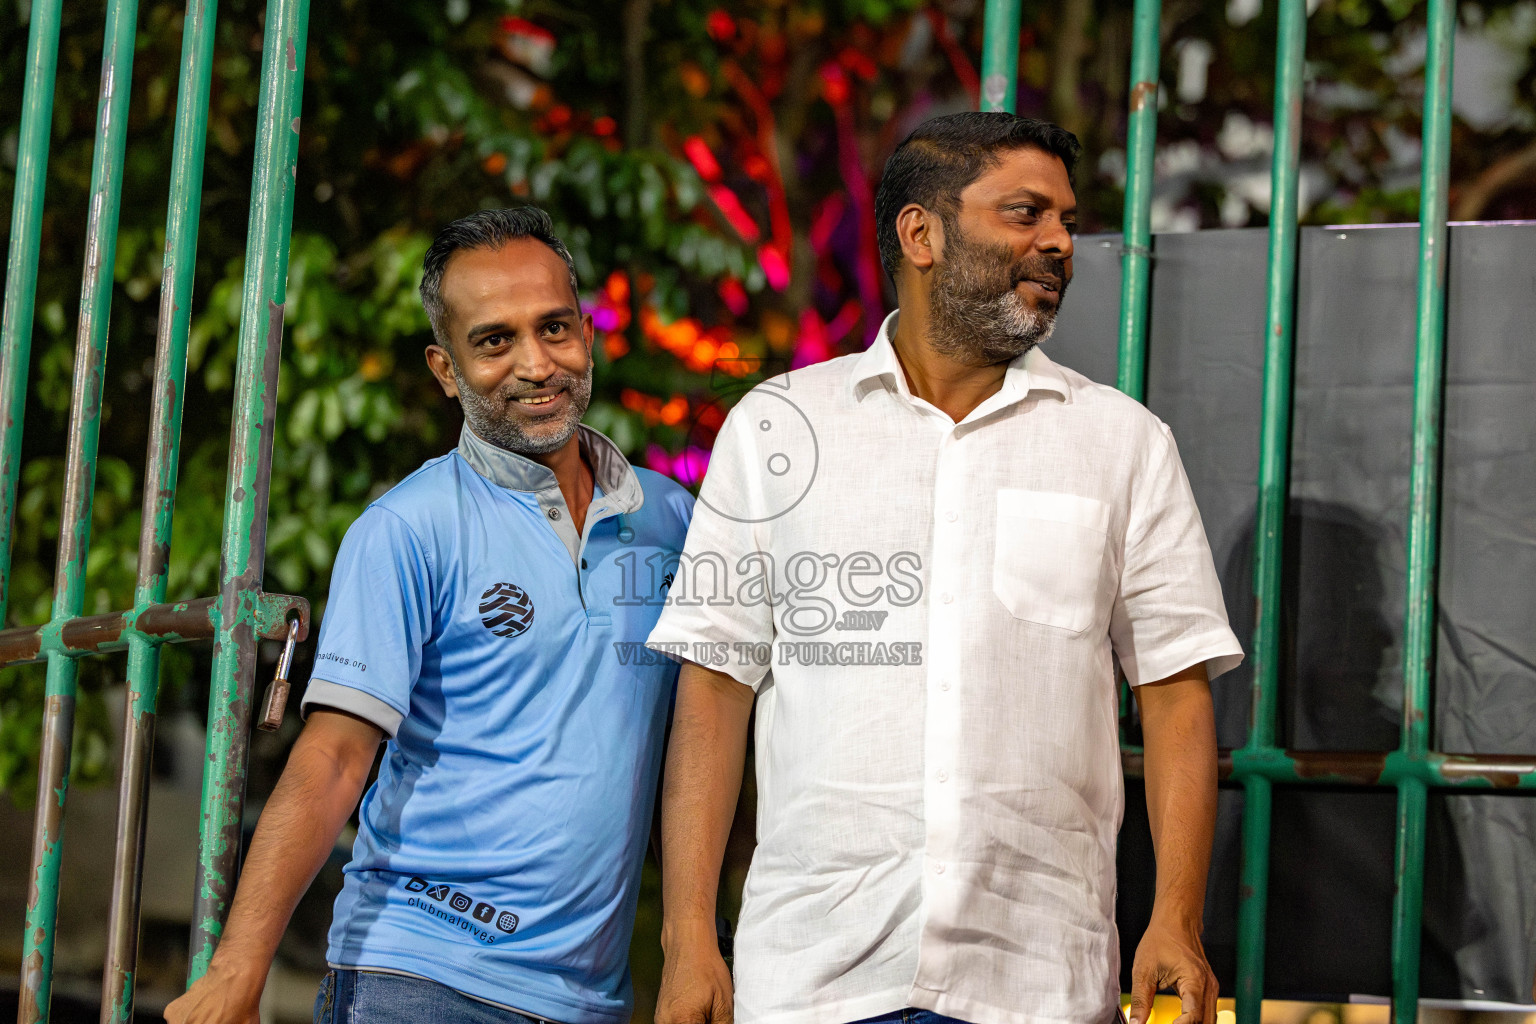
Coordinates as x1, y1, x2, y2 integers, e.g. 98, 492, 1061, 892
425, 238, 594, 457
924, 145, 1077, 365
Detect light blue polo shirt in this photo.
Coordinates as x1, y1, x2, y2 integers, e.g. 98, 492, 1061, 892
301, 423, 693, 1024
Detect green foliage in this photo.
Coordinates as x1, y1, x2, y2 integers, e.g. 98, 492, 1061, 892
2, 0, 1533, 807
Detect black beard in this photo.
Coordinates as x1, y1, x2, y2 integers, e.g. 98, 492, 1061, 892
927, 225, 1068, 366
454, 361, 594, 456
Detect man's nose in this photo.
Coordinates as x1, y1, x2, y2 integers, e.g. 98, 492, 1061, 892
511, 336, 559, 382
1036, 215, 1074, 260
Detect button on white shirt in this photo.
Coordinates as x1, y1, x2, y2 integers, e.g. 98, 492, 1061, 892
647, 312, 1243, 1024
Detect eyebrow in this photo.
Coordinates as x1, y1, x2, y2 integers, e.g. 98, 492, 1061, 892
464, 306, 579, 343
998, 189, 1078, 217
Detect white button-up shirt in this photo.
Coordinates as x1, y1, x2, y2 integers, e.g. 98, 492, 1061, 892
646, 313, 1243, 1024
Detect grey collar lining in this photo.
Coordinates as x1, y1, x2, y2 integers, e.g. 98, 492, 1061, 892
455, 423, 645, 565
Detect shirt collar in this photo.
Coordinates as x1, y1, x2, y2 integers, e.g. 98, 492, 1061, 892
456, 421, 645, 514
848, 310, 1071, 407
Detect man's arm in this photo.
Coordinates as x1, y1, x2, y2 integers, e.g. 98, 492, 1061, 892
164, 709, 383, 1024
655, 661, 755, 1024
1127, 662, 1220, 1024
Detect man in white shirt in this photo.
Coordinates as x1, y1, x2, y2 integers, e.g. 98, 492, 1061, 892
646, 112, 1243, 1024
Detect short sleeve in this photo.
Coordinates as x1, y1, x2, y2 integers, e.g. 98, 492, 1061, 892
301, 504, 434, 735
1110, 421, 1245, 687
645, 405, 776, 690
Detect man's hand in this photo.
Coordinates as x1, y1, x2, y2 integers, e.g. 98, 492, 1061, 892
1128, 913, 1218, 1024
162, 709, 381, 1023
163, 962, 264, 1024
656, 919, 734, 1024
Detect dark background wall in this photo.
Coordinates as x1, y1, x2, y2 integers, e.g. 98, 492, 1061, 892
1052, 223, 1536, 1004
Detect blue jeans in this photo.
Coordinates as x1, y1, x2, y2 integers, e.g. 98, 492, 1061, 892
313, 968, 550, 1024
848, 1011, 975, 1024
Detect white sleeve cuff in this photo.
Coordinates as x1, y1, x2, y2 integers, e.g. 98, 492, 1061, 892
1119, 630, 1246, 688
300, 678, 405, 737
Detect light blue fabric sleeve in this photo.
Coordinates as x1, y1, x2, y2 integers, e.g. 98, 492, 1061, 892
302, 504, 435, 726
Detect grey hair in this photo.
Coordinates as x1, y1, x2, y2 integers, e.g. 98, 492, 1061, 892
419, 206, 580, 346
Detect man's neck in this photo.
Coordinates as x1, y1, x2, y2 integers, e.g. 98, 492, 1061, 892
530, 431, 595, 536
889, 294, 1009, 423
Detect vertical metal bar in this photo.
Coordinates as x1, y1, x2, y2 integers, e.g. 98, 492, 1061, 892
1236, 1, 1307, 1021
1116, 0, 1160, 403
0, 0, 64, 624
18, 1, 141, 1019
979, 0, 1021, 112
1115, 0, 1163, 747
100, 0, 222, 1017
188, 0, 312, 982
1392, 0, 1455, 1017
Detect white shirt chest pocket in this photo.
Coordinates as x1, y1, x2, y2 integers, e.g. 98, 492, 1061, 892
992, 489, 1112, 633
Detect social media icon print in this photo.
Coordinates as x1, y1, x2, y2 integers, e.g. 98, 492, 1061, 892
404, 877, 428, 892
698, 389, 819, 524
473, 902, 495, 923
496, 911, 519, 933
449, 892, 473, 913
425, 884, 450, 902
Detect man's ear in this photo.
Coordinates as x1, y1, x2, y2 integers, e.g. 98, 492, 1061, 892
582, 311, 595, 360
425, 343, 459, 399
897, 203, 943, 271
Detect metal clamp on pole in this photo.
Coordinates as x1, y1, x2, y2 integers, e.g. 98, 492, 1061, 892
257, 615, 301, 732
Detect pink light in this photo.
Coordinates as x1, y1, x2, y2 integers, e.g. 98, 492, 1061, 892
592, 306, 621, 332
757, 243, 790, 291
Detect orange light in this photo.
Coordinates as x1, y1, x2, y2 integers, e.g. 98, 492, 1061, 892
659, 395, 689, 426
603, 332, 629, 361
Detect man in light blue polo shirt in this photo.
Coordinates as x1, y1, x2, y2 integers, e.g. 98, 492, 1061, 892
165, 207, 693, 1024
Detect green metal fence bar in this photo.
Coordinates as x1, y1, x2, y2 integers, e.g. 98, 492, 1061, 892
1114, 0, 1163, 747
1391, 0, 1457, 1017
0, 0, 64, 625
189, 0, 314, 981
101, 0, 224, 1015
979, 0, 1020, 112
1236, 1, 1308, 1021
18, 0, 142, 1019
1116, 0, 1160, 404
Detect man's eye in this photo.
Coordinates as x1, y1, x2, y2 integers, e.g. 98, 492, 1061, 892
1064, 223, 1079, 235
546, 322, 568, 336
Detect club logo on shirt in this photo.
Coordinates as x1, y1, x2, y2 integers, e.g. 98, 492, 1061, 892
480, 582, 535, 638
402, 876, 519, 945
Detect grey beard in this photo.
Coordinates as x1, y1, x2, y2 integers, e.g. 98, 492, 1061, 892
928, 287, 1057, 365
926, 231, 1062, 366
453, 360, 593, 456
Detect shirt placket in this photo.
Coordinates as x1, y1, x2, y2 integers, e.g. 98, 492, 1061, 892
912, 420, 968, 996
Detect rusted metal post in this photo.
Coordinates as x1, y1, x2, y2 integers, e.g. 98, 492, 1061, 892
100, 0, 223, 1016
18, 0, 141, 1019
188, 0, 313, 981
1236, 1, 1307, 1020
0, 0, 64, 625
1391, 0, 1457, 1017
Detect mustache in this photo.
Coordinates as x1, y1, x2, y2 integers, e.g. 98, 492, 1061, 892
489, 368, 591, 402
1010, 254, 1069, 290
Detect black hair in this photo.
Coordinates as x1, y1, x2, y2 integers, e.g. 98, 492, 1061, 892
873, 112, 1081, 281
419, 206, 580, 345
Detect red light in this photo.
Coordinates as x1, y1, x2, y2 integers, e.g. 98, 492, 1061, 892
706, 9, 736, 42
683, 136, 723, 183
708, 184, 761, 242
